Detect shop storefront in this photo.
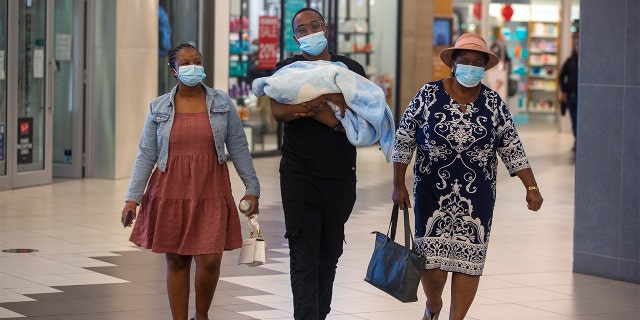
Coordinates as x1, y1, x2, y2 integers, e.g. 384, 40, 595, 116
0, 0, 87, 190
0, 0, 579, 191
220, 0, 579, 154
223, 0, 399, 155
449, 0, 580, 126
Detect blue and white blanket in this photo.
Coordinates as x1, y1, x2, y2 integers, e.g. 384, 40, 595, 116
252, 60, 395, 162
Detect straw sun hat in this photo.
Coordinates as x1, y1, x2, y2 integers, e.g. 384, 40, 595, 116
439, 33, 500, 70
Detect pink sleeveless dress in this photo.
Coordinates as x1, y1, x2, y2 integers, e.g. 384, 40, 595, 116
129, 112, 242, 255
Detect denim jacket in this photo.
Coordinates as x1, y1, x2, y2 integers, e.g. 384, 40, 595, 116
125, 84, 260, 204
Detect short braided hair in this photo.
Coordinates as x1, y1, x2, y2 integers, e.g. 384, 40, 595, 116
168, 43, 199, 70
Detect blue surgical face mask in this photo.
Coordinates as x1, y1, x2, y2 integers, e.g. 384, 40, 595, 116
454, 64, 485, 87
177, 65, 206, 87
249, 44, 258, 54
297, 31, 327, 56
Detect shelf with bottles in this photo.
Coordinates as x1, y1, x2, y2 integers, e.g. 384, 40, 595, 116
229, 29, 250, 55
336, 18, 372, 62
526, 21, 558, 114
337, 18, 369, 34
503, 21, 529, 63
229, 0, 249, 76
529, 64, 557, 79
528, 78, 557, 92
228, 15, 250, 77
527, 80, 557, 113
527, 99, 556, 113
228, 80, 253, 121
229, 15, 249, 34
229, 55, 248, 78
502, 21, 530, 116
337, 44, 373, 55
529, 21, 558, 38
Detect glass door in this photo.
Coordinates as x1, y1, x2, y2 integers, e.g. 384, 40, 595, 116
11, 0, 52, 188
52, 0, 84, 177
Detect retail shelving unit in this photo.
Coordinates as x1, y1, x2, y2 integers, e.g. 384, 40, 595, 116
502, 21, 530, 117
229, 0, 250, 81
527, 21, 559, 114
337, 0, 371, 73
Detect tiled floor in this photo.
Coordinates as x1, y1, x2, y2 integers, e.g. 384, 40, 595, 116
1, 123, 639, 319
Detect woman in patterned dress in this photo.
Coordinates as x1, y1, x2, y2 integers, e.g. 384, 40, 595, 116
120, 43, 260, 320
391, 33, 543, 320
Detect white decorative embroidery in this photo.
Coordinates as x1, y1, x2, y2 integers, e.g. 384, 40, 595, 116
392, 82, 531, 275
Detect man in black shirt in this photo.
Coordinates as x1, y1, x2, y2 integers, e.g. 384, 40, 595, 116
559, 34, 579, 150
269, 8, 366, 320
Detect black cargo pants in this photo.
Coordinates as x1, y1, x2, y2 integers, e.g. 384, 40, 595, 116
280, 173, 356, 320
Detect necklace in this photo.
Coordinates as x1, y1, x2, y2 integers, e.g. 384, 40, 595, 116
445, 78, 479, 105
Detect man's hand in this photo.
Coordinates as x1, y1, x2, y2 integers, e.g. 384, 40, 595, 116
323, 93, 349, 118
294, 99, 340, 128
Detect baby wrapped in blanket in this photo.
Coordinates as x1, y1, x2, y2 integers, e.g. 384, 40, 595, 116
252, 60, 395, 162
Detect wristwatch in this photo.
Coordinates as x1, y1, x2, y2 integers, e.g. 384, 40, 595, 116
333, 124, 346, 133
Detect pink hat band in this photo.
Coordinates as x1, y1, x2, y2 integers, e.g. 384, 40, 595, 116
456, 37, 488, 50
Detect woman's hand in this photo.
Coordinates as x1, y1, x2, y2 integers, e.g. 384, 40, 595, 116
392, 184, 412, 210
121, 201, 138, 227
240, 195, 260, 217
526, 189, 543, 211
514, 168, 543, 212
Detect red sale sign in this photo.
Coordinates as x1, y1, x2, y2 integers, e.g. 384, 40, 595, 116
258, 16, 279, 70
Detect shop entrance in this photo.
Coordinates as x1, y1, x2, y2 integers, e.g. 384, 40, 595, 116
51, 0, 86, 178
0, 0, 53, 190
0, 0, 86, 191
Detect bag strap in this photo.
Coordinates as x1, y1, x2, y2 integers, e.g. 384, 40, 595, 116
387, 204, 399, 240
247, 215, 262, 238
387, 205, 413, 249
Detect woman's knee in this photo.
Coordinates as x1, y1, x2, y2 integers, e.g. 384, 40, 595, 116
422, 268, 448, 286
194, 253, 223, 273
165, 253, 192, 270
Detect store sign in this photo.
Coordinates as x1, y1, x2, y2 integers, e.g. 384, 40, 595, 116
284, 0, 306, 52
17, 118, 33, 164
258, 16, 279, 70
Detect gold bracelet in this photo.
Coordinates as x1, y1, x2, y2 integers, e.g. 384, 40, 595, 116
527, 186, 539, 191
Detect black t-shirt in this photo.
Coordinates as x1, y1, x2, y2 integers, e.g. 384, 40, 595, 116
559, 54, 578, 94
274, 54, 366, 179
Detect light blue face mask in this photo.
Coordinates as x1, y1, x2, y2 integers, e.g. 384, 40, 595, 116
177, 65, 206, 87
454, 64, 485, 87
297, 31, 328, 56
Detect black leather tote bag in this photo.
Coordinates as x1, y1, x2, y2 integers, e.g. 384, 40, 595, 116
364, 205, 426, 302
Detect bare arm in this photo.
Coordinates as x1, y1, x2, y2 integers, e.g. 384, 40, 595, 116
269, 98, 314, 122
269, 93, 348, 127
392, 162, 412, 209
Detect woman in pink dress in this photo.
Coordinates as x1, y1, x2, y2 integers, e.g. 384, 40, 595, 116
121, 43, 260, 320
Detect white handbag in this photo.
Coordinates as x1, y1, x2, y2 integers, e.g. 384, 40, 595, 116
238, 215, 266, 266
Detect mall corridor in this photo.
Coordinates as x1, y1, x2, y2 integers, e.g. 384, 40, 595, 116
0, 123, 639, 319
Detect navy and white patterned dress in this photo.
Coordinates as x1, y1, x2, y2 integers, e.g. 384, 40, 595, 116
392, 79, 530, 276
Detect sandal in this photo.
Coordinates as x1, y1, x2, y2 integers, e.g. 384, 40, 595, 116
423, 299, 442, 320
425, 310, 439, 320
